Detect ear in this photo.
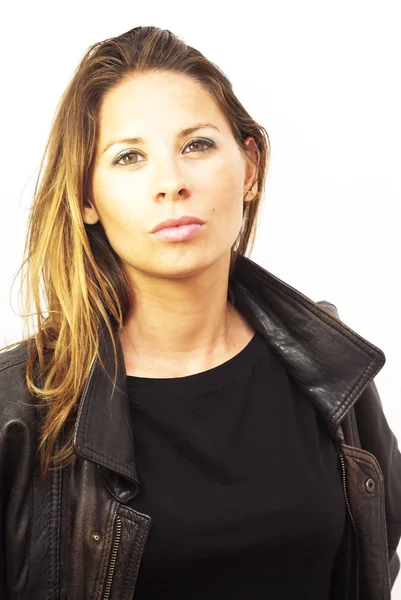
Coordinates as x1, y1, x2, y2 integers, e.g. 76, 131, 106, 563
242, 137, 259, 203
83, 199, 100, 225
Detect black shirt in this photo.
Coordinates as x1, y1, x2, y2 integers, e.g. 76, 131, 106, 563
126, 330, 346, 599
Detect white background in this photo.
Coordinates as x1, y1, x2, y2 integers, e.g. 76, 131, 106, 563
0, 0, 400, 596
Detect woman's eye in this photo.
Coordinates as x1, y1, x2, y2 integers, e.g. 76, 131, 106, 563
184, 138, 215, 153
114, 151, 143, 166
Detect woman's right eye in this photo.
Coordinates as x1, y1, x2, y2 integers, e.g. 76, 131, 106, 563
114, 151, 143, 166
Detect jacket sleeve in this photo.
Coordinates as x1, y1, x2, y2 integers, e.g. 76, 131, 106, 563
0, 410, 17, 600
0, 414, 26, 600
352, 380, 401, 588
1, 406, 36, 600
0, 429, 7, 599
0, 351, 36, 600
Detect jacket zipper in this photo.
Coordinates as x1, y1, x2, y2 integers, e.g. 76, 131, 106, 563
103, 515, 122, 600
339, 453, 360, 600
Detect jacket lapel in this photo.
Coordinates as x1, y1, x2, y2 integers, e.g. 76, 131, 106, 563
231, 255, 385, 434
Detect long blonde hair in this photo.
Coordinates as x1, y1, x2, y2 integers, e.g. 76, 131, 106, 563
1, 26, 271, 475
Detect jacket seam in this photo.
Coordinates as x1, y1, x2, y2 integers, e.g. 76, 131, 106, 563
0, 357, 27, 373
48, 447, 62, 600
25, 469, 34, 595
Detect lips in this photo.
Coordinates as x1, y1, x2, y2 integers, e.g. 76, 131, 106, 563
150, 215, 205, 233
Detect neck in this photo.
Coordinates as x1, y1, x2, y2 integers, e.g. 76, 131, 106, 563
118, 255, 253, 377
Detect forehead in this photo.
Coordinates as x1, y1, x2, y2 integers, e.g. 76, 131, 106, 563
97, 71, 228, 136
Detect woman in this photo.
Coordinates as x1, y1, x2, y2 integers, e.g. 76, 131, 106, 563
0, 25, 400, 600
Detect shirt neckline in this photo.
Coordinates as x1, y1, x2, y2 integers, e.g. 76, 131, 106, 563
126, 331, 268, 396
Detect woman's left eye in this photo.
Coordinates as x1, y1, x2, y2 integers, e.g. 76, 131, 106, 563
184, 138, 215, 153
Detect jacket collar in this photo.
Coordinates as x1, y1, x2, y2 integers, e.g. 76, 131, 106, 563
73, 254, 385, 499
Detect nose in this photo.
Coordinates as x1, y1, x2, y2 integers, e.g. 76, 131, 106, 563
153, 156, 192, 203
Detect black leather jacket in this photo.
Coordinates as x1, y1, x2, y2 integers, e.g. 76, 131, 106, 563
1, 255, 401, 599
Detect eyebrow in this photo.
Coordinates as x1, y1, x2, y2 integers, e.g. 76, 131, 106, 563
102, 122, 221, 154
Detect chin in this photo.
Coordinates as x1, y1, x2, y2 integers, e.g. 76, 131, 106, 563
155, 250, 231, 279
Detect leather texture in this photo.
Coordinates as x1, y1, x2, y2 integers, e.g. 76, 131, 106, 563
1, 254, 400, 599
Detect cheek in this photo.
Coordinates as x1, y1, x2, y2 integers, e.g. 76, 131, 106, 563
211, 154, 244, 195
206, 165, 244, 221
93, 174, 146, 229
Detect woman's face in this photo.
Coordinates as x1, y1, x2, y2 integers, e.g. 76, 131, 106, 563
85, 70, 258, 282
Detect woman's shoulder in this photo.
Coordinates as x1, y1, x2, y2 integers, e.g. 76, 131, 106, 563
0, 342, 43, 502
0, 339, 29, 367
0, 340, 30, 387
0, 340, 39, 426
